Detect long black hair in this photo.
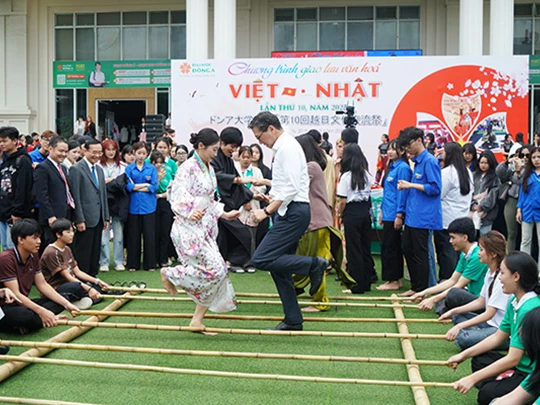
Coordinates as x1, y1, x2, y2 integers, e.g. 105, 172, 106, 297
250, 143, 271, 178
521, 307, 540, 398
477, 150, 498, 184
521, 146, 540, 194
341, 143, 370, 191
503, 251, 540, 295
463, 142, 478, 172
382, 139, 408, 188
296, 134, 326, 171
443, 142, 471, 196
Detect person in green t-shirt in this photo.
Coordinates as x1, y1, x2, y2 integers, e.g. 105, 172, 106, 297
446, 252, 540, 405
410, 217, 489, 315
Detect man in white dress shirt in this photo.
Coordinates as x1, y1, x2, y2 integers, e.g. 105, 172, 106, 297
250, 112, 328, 331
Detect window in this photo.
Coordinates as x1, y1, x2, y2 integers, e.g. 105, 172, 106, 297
273, 6, 421, 52
513, 4, 540, 54
54, 11, 187, 61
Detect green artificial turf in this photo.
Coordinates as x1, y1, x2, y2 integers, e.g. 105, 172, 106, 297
0, 258, 478, 405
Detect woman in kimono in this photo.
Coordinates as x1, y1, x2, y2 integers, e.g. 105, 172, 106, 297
161, 128, 240, 334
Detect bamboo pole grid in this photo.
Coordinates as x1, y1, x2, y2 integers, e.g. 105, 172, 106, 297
0, 289, 455, 405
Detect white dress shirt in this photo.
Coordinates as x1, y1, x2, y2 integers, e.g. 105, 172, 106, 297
84, 157, 99, 186
270, 132, 310, 216
441, 165, 474, 229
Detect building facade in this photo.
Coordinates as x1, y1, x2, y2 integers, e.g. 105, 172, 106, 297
1, 0, 538, 137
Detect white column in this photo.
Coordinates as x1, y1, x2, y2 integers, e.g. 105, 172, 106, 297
214, 0, 236, 59
187, 0, 208, 59
459, 0, 483, 55
490, 0, 514, 56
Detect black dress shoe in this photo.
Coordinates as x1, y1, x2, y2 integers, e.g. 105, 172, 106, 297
0, 346, 9, 355
309, 257, 329, 296
265, 322, 303, 331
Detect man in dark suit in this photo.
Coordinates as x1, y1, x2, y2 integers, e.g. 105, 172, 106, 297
69, 138, 109, 277
34, 136, 74, 251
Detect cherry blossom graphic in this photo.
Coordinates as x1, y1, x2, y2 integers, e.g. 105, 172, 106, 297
180, 63, 192, 74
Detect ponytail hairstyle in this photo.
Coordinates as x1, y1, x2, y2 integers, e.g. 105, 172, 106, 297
520, 307, 540, 398
503, 251, 540, 295
478, 231, 506, 269
189, 128, 219, 149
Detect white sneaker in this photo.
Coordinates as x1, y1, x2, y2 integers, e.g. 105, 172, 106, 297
114, 264, 125, 271
73, 297, 93, 310
99, 265, 110, 272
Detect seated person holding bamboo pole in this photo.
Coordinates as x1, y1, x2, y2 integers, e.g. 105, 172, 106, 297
409, 217, 488, 315
0, 219, 79, 335
40, 218, 109, 310
446, 252, 540, 405
438, 231, 510, 350
0, 288, 21, 353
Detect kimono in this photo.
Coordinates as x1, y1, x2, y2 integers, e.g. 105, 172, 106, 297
163, 156, 237, 313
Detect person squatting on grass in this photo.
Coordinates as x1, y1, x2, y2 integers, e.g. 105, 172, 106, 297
447, 251, 540, 405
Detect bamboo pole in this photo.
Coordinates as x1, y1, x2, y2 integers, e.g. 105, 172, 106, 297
76, 310, 449, 324
99, 295, 419, 309
56, 320, 447, 339
0, 355, 455, 388
0, 397, 103, 405
392, 294, 432, 405
0, 293, 133, 383
104, 286, 412, 301
0, 339, 448, 367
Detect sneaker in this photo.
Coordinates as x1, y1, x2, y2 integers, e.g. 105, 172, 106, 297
114, 264, 125, 271
229, 266, 245, 274
99, 265, 110, 272
245, 266, 256, 273
72, 297, 93, 310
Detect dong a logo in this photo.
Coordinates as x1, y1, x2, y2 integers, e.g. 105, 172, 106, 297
180, 63, 192, 74
389, 65, 529, 156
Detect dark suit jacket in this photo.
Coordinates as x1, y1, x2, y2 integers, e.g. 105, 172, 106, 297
34, 158, 70, 224
69, 159, 109, 228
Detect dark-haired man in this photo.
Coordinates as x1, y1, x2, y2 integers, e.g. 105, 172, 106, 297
397, 126, 442, 296
0, 126, 34, 250
211, 127, 257, 273
34, 136, 75, 250
249, 112, 327, 331
29, 130, 55, 168
410, 217, 488, 315
0, 219, 78, 334
69, 138, 109, 277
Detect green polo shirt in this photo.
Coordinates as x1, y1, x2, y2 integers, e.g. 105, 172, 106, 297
455, 244, 488, 296
499, 293, 540, 374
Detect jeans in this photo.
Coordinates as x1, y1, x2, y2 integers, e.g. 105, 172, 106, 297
100, 217, 124, 267
452, 312, 506, 350
428, 230, 437, 287
479, 223, 492, 235
0, 221, 14, 250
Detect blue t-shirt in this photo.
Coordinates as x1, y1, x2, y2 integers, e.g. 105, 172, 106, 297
29, 148, 47, 164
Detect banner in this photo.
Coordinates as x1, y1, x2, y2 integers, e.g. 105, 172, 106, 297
171, 56, 529, 168
53, 60, 171, 88
271, 50, 422, 58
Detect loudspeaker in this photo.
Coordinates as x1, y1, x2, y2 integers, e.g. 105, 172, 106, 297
145, 114, 165, 143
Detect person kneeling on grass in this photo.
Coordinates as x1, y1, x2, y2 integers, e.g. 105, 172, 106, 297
438, 231, 511, 350
446, 252, 540, 405
0, 219, 79, 335
40, 218, 109, 310
409, 217, 488, 315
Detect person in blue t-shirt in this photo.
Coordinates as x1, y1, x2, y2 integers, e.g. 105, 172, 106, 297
396, 127, 442, 296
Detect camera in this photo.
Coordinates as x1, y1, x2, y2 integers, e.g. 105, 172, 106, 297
336, 105, 358, 128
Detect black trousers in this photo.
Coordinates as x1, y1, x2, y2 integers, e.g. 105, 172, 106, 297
252, 202, 312, 325
435, 287, 478, 316
73, 219, 103, 277
434, 229, 460, 281
472, 351, 528, 405
126, 212, 156, 270
343, 201, 374, 293
381, 221, 404, 282
218, 218, 252, 267
155, 198, 173, 266
0, 298, 65, 333
403, 226, 430, 292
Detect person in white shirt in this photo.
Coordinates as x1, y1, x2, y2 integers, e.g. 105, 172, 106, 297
435, 142, 474, 280
89, 62, 106, 87
336, 143, 375, 294
439, 231, 510, 350
249, 112, 328, 331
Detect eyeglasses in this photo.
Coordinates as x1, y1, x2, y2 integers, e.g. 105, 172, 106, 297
519, 153, 530, 158
254, 129, 267, 140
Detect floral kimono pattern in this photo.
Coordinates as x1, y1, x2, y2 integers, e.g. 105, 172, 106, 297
163, 156, 237, 313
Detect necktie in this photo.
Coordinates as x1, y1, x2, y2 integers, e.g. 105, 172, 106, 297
57, 164, 75, 209
91, 165, 98, 187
